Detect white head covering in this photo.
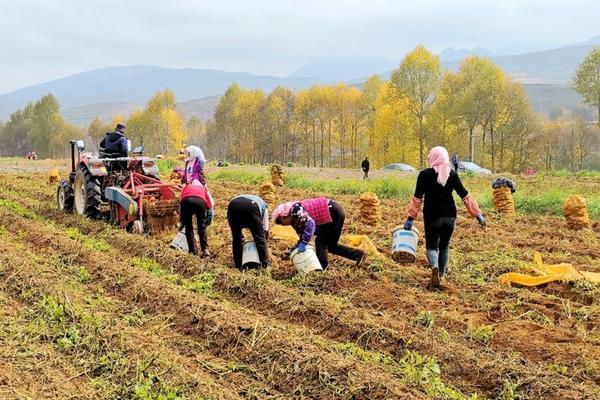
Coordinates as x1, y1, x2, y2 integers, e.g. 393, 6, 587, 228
185, 145, 206, 164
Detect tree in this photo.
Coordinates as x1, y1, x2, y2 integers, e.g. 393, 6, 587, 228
390, 45, 442, 168
87, 117, 112, 148
0, 108, 32, 156
186, 116, 206, 148
574, 47, 600, 127
28, 94, 66, 158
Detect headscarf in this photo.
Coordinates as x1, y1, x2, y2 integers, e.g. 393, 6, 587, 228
185, 145, 206, 165
428, 146, 452, 187
272, 201, 297, 224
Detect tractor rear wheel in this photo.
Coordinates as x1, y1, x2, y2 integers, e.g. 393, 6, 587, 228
56, 181, 74, 212
73, 166, 102, 218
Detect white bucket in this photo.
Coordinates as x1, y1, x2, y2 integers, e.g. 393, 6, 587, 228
170, 228, 189, 252
290, 245, 322, 274
242, 239, 261, 268
391, 227, 419, 263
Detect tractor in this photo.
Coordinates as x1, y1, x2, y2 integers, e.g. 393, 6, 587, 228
57, 139, 180, 233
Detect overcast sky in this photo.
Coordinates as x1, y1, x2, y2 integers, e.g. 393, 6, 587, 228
1, 0, 599, 93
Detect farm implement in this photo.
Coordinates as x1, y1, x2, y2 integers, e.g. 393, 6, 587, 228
57, 139, 179, 233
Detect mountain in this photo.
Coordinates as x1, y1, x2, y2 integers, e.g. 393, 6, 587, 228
440, 47, 494, 62
288, 58, 397, 81
442, 43, 598, 84
0, 65, 321, 122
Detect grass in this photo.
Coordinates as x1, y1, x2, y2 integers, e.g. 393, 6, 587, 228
208, 166, 600, 218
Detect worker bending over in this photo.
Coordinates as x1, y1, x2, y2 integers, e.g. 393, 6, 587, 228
404, 146, 485, 288
273, 197, 366, 269
180, 180, 213, 257
227, 195, 270, 269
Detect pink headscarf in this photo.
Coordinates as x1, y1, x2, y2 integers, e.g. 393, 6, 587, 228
272, 201, 297, 224
428, 146, 451, 186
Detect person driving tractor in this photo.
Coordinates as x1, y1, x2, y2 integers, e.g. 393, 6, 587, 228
100, 123, 128, 157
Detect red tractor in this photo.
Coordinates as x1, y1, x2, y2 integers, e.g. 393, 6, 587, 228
57, 140, 180, 233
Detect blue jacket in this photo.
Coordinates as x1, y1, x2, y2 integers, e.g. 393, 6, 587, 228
100, 131, 128, 156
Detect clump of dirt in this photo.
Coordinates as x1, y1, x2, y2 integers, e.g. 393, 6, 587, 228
563, 195, 591, 229
270, 164, 285, 187
359, 192, 382, 227
259, 181, 277, 207
493, 187, 515, 215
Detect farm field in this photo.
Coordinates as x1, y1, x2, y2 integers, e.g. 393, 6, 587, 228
1, 159, 600, 399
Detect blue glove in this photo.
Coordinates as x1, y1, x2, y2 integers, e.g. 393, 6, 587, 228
403, 217, 414, 231
476, 215, 486, 228
297, 242, 307, 253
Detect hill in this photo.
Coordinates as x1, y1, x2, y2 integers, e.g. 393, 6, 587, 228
0, 65, 320, 121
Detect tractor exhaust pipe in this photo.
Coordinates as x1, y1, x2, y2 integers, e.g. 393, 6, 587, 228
69, 140, 76, 173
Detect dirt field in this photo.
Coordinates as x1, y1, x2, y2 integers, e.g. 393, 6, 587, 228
1, 161, 599, 399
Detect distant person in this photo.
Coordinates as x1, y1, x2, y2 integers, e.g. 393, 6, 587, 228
227, 195, 270, 269
180, 180, 214, 257
100, 123, 128, 157
272, 197, 366, 269
403, 146, 485, 289
451, 154, 460, 173
361, 156, 370, 180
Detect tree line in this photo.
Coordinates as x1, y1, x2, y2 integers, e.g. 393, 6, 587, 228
1, 46, 599, 171
206, 46, 600, 172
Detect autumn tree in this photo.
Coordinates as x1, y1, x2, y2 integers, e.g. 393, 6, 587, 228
574, 47, 600, 127
0, 108, 32, 156
87, 117, 112, 146
390, 45, 442, 168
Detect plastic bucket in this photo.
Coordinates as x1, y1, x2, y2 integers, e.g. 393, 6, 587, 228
242, 239, 261, 268
290, 245, 322, 273
170, 228, 189, 252
391, 227, 419, 263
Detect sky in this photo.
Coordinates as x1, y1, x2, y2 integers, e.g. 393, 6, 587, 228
1, 0, 599, 93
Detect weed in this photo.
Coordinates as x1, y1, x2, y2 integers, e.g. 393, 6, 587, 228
575, 307, 590, 321
66, 227, 110, 252
413, 310, 435, 328
467, 324, 494, 344
77, 266, 92, 283
0, 198, 38, 219
185, 272, 216, 296
523, 310, 553, 326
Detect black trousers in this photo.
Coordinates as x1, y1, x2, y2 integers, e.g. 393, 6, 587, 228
180, 196, 209, 254
424, 217, 456, 277
315, 201, 363, 269
227, 197, 269, 269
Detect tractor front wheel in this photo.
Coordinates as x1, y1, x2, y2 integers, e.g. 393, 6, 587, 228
56, 181, 74, 212
73, 166, 102, 218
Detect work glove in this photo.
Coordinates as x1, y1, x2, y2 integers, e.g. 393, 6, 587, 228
297, 242, 307, 253
403, 217, 414, 231
476, 215, 486, 228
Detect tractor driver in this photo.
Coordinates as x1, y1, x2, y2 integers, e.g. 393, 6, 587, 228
100, 123, 128, 157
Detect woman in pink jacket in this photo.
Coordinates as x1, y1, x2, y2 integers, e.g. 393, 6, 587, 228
273, 197, 366, 269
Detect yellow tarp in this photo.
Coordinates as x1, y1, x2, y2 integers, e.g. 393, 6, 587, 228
498, 252, 600, 287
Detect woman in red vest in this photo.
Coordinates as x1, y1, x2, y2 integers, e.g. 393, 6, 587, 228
180, 181, 214, 257
272, 197, 366, 269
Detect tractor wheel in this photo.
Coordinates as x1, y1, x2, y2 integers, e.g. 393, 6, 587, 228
73, 166, 102, 218
56, 181, 74, 212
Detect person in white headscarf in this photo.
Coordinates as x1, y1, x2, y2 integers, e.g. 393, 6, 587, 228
182, 145, 206, 185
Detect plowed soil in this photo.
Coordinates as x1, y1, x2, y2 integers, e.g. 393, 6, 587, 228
0, 165, 599, 399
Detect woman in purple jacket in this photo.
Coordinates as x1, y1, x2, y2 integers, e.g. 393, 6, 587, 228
182, 145, 207, 185
273, 197, 366, 269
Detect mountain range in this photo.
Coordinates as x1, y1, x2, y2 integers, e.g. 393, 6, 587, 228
1, 37, 599, 124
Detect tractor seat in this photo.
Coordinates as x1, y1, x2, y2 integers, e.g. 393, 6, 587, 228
99, 147, 127, 159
